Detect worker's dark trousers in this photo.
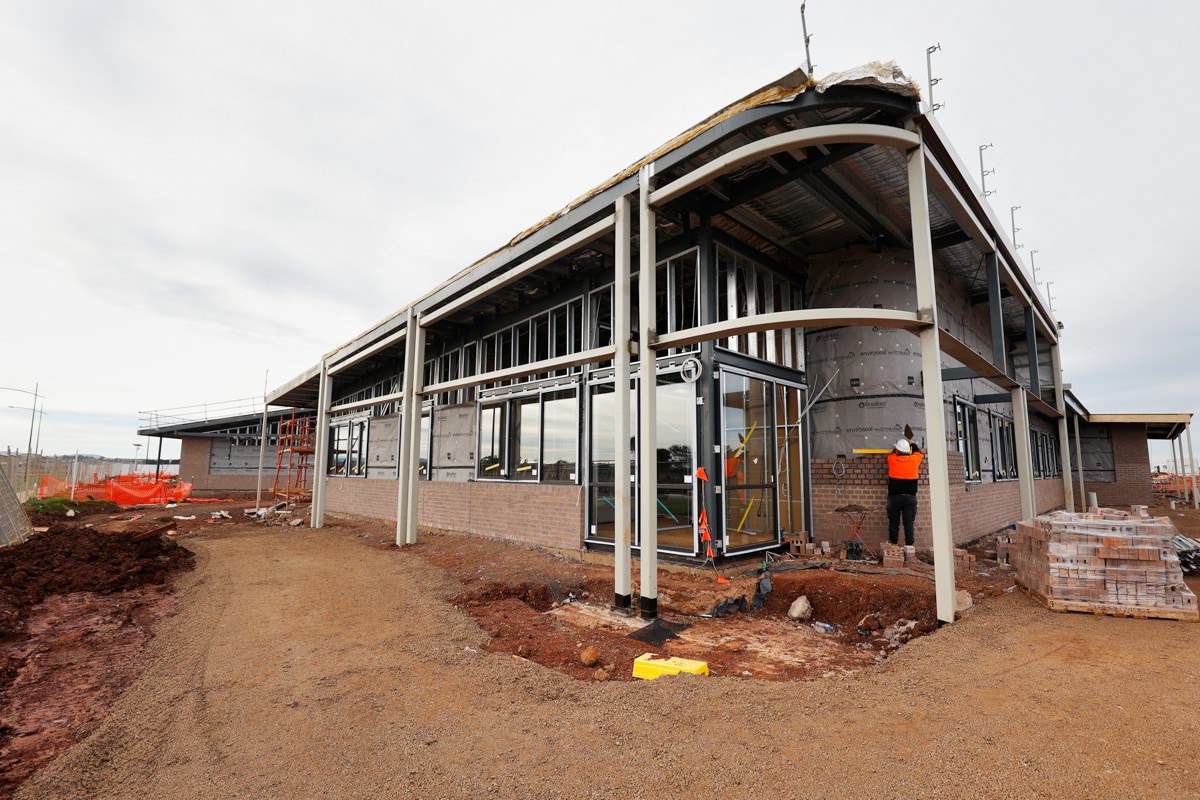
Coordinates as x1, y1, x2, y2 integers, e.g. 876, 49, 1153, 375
887, 493, 918, 546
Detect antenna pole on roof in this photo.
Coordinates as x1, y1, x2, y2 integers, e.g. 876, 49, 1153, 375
1010, 205, 1022, 249
801, 2, 814, 78
1029, 249, 1041, 283
925, 43, 943, 113
978, 143, 995, 197
1045, 281, 1056, 313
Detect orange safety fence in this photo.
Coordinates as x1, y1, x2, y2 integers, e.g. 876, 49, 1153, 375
37, 474, 193, 505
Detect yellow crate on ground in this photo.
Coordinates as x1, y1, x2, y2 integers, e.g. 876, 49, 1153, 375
632, 653, 709, 680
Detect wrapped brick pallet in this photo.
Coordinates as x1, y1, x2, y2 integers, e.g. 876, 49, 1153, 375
1013, 508, 1199, 622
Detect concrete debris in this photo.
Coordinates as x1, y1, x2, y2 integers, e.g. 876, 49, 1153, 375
787, 595, 813, 621
875, 618, 919, 648
289, 519, 305, 527
172, 515, 196, 521
210, 511, 232, 520
592, 668, 609, 682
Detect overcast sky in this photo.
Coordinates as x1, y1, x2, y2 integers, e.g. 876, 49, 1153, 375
2, 1, 1196, 469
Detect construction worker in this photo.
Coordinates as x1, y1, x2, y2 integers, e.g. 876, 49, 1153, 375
887, 437, 923, 547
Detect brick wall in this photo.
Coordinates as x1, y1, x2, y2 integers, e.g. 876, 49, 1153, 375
179, 437, 262, 496
324, 477, 585, 552
1087, 423, 1153, 508
811, 451, 1065, 549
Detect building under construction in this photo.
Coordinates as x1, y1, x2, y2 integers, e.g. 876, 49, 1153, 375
140, 62, 1198, 624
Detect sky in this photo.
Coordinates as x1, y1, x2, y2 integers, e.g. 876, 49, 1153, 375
1, 1, 1197, 469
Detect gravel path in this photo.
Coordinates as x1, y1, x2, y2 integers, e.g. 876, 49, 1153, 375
16, 525, 1200, 799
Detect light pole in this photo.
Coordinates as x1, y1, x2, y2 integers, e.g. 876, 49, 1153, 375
131, 443, 143, 474
978, 144, 995, 196
1010, 205, 1022, 249
0, 384, 40, 488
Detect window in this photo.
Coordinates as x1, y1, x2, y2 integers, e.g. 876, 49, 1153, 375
991, 414, 1018, 480
327, 419, 368, 477
478, 403, 508, 478
1031, 431, 1043, 477
513, 396, 540, 480
477, 390, 579, 483
955, 399, 981, 481
541, 390, 578, 482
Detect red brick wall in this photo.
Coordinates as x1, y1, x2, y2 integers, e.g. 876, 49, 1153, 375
1087, 423, 1153, 508
811, 451, 1065, 549
324, 477, 585, 552
178, 437, 262, 496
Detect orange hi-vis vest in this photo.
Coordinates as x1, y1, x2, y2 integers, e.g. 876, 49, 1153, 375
887, 450, 923, 481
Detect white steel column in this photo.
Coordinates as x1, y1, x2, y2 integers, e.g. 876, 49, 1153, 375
1073, 414, 1087, 510
907, 139, 957, 624
310, 360, 331, 528
1187, 423, 1199, 509
637, 165, 659, 619
613, 195, 633, 610
1174, 437, 1185, 501
404, 317, 427, 546
396, 308, 417, 546
1050, 345, 1075, 512
1012, 387, 1036, 521
254, 404, 269, 510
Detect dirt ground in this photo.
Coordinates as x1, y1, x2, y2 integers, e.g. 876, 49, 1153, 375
8, 503, 1200, 799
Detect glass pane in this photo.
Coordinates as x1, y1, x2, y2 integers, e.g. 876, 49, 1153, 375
673, 253, 698, 334
722, 372, 776, 549
478, 404, 506, 478
589, 382, 635, 543
516, 321, 531, 367
329, 424, 347, 475
552, 306, 568, 357
542, 390, 577, 482
419, 412, 431, 477
514, 397, 540, 480
655, 377, 694, 552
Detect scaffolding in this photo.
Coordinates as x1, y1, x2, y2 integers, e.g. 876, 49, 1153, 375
272, 412, 314, 501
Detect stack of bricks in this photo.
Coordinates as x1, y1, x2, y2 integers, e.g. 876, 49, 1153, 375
882, 543, 905, 568
1012, 508, 1199, 620
954, 548, 977, 576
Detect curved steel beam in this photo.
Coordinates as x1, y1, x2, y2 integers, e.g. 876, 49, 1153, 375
651, 308, 929, 351
649, 124, 920, 208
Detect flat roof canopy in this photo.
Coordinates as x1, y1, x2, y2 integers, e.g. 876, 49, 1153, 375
1088, 413, 1193, 440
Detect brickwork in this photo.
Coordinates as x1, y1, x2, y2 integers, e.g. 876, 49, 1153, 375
179, 437, 262, 496
1087, 423, 1153, 508
811, 451, 1065, 549
324, 477, 584, 552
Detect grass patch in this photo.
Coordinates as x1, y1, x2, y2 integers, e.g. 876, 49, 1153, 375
23, 498, 120, 517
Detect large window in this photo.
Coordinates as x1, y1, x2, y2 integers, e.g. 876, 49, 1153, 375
327, 418, 368, 477
955, 399, 981, 482
991, 413, 1018, 480
477, 389, 578, 483
722, 372, 777, 551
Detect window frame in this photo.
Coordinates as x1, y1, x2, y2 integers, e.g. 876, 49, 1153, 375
475, 385, 580, 485
954, 398, 982, 483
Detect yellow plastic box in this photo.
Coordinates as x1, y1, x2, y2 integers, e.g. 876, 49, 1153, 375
632, 653, 710, 680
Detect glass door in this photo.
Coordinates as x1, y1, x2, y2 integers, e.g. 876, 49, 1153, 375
721, 371, 778, 552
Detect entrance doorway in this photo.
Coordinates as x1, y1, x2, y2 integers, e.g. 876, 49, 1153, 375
720, 368, 806, 554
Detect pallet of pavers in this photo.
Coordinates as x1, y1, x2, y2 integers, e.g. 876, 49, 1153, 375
1012, 507, 1199, 621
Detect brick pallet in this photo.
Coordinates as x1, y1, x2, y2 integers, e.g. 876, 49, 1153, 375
1012, 508, 1199, 622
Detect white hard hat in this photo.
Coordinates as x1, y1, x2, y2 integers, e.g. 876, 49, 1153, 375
895, 438, 911, 454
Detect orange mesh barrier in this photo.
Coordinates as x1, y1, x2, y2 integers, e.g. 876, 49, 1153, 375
36, 475, 192, 505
